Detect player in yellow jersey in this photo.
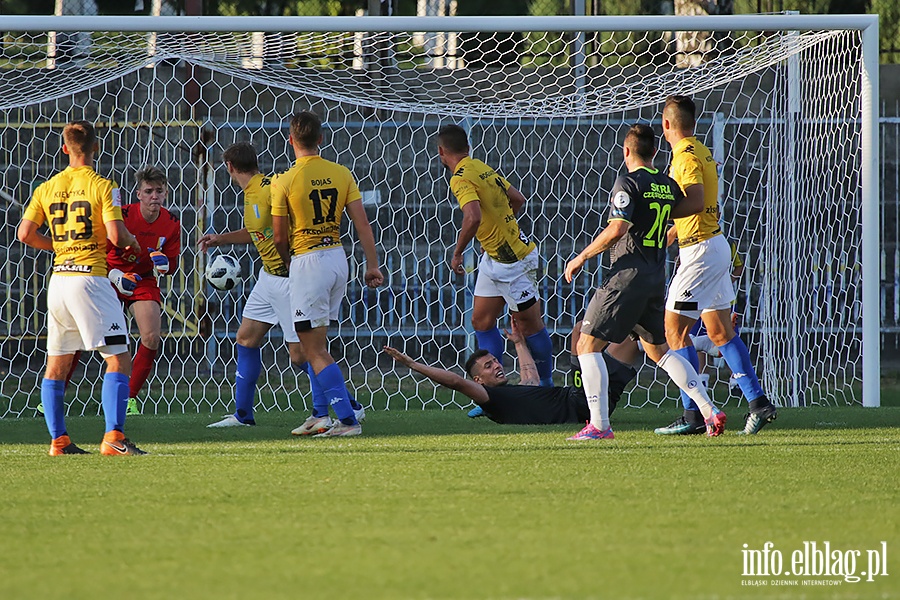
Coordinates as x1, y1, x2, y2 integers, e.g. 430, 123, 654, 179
16, 120, 146, 455
200, 142, 366, 429
271, 111, 384, 437
437, 125, 556, 394
657, 95, 776, 436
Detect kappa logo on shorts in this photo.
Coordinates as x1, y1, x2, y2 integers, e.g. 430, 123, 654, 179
519, 290, 530, 299
109, 323, 121, 332
680, 289, 693, 300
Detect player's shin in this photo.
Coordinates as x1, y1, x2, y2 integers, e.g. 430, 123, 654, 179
525, 328, 554, 386
314, 363, 357, 425
235, 344, 262, 424
130, 343, 157, 398
101, 372, 130, 432
716, 337, 766, 403
672, 346, 702, 413
41, 378, 67, 438
657, 351, 716, 420
474, 327, 505, 364
578, 352, 610, 430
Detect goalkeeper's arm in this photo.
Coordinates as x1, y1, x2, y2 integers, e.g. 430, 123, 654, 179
198, 228, 252, 252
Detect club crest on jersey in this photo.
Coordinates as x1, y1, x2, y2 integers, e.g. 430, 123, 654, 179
613, 191, 630, 209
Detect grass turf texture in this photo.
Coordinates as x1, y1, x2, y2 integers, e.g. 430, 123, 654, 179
1, 407, 898, 600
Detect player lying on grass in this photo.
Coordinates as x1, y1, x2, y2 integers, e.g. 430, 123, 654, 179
199, 142, 365, 429
384, 322, 637, 425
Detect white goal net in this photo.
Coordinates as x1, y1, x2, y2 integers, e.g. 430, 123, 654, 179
0, 15, 880, 417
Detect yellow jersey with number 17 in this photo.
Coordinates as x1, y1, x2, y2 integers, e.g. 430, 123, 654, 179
449, 156, 535, 264
23, 165, 122, 277
270, 155, 362, 257
669, 136, 722, 248
243, 173, 289, 277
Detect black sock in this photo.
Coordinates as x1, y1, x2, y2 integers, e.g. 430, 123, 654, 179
749, 396, 771, 412
683, 409, 704, 425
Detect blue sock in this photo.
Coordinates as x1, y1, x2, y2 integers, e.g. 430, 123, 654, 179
474, 327, 505, 363
673, 346, 701, 411
235, 344, 262, 424
102, 372, 129, 432
301, 361, 329, 418
314, 363, 356, 425
717, 336, 765, 403
41, 378, 66, 439
525, 327, 554, 386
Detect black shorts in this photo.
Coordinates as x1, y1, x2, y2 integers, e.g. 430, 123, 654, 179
581, 267, 666, 345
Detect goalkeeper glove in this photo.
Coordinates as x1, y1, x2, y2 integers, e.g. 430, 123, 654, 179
150, 248, 170, 276
109, 268, 141, 297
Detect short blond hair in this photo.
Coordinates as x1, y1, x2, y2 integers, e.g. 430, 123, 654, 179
62, 121, 96, 157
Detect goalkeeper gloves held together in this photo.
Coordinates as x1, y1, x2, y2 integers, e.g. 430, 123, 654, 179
108, 269, 141, 297
150, 248, 170, 276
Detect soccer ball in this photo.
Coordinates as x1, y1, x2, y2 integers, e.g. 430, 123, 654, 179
206, 254, 242, 291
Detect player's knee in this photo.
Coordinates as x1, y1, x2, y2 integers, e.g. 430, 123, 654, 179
141, 332, 162, 350
288, 344, 307, 366
511, 304, 543, 336
105, 353, 132, 376
471, 313, 497, 332
575, 333, 604, 356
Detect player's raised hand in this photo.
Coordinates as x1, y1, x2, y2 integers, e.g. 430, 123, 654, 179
504, 319, 524, 345
564, 255, 585, 283
450, 252, 465, 275
150, 248, 170, 276
364, 266, 384, 288
108, 268, 141, 297
383, 345, 413, 367
197, 233, 220, 252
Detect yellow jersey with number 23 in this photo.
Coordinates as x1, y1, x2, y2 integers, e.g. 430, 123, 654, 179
23, 165, 122, 277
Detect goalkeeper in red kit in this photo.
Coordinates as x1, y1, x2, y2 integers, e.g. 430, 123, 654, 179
105, 166, 181, 414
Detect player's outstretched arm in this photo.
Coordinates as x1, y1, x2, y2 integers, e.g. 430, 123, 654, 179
17, 219, 53, 252
505, 321, 539, 386
384, 346, 489, 404
451, 201, 481, 275
106, 220, 140, 254
198, 228, 252, 252
346, 200, 384, 288
506, 185, 527, 215
564, 220, 630, 283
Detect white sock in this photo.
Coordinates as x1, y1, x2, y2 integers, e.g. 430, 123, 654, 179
578, 352, 610, 430
691, 334, 720, 358
657, 351, 716, 420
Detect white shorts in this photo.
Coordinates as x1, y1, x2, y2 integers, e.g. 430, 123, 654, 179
290, 247, 348, 331
47, 275, 129, 358
243, 270, 300, 343
473, 247, 540, 311
666, 234, 736, 320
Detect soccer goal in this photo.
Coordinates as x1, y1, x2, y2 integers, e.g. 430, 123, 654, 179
0, 14, 880, 417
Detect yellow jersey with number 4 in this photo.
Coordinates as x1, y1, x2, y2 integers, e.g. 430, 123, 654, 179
23, 165, 122, 277
669, 136, 722, 248
243, 173, 289, 277
270, 155, 362, 257
449, 156, 535, 264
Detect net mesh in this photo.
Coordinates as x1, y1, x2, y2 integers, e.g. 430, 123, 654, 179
0, 24, 864, 417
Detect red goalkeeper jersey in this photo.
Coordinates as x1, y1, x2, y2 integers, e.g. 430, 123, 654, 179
107, 203, 181, 282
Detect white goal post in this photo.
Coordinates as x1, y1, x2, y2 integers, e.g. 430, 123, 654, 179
0, 14, 880, 416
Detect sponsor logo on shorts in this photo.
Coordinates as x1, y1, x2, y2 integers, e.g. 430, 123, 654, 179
109, 323, 121, 332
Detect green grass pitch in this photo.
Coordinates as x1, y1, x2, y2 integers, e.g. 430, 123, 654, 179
1, 406, 898, 600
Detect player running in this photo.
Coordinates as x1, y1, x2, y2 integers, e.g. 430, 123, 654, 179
17, 120, 146, 455
437, 124, 555, 389
200, 142, 365, 428
564, 124, 725, 440
656, 95, 776, 435
106, 166, 180, 415
271, 111, 384, 437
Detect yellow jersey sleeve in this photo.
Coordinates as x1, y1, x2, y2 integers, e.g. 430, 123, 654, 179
23, 186, 48, 225
269, 173, 289, 218
671, 151, 704, 190
100, 181, 123, 223
449, 175, 481, 208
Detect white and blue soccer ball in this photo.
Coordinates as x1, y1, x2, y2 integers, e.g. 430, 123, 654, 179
206, 254, 242, 291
